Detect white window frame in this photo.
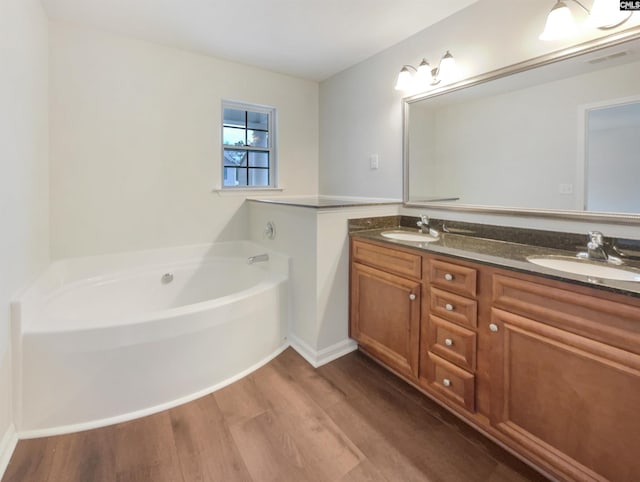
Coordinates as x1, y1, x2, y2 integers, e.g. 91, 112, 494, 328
221, 100, 277, 190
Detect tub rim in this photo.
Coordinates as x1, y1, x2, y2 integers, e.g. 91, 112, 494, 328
14, 240, 289, 335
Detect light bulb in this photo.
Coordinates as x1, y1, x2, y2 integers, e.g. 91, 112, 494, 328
437, 51, 457, 83
588, 0, 632, 28
416, 59, 431, 86
395, 66, 414, 91
540, 1, 576, 41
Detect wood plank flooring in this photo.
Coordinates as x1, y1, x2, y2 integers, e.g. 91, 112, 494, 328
3, 348, 548, 482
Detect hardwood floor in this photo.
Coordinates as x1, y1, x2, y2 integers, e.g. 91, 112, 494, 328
3, 348, 548, 482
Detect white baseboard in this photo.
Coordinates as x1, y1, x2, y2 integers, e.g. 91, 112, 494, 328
289, 334, 357, 368
0, 423, 18, 480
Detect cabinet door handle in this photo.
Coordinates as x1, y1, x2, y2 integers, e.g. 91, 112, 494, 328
442, 378, 452, 387
444, 338, 454, 346
445, 303, 454, 311
489, 323, 499, 332
444, 273, 454, 281
409, 293, 416, 301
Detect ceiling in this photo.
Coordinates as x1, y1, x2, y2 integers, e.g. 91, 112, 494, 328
40, 0, 478, 81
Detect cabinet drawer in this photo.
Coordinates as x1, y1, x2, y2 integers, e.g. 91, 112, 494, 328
430, 287, 477, 328
430, 259, 477, 297
352, 239, 422, 280
426, 315, 477, 371
423, 353, 475, 412
492, 273, 640, 355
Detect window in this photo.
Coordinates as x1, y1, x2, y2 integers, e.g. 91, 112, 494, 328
222, 100, 276, 188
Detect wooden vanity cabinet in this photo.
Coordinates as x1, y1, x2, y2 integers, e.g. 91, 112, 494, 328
420, 257, 480, 413
350, 239, 422, 378
489, 273, 640, 482
349, 237, 640, 481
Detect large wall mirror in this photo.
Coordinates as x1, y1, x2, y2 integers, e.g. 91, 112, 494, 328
404, 28, 640, 222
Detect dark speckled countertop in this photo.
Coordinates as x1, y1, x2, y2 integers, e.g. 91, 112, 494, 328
350, 221, 640, 298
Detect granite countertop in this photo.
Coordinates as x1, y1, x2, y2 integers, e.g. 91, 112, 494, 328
351, 226, 640, 298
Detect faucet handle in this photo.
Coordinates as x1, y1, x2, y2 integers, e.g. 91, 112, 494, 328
417, 214, 429, 227
588, 231, 604, 248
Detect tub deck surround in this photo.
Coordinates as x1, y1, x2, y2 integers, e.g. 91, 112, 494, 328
349, 216, 640, 297
12, 241, 290, 437
247, 195, 402, 209
247, 200, 402, 370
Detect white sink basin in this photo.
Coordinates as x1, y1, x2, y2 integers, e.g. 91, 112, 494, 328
527, 255, 640, 282
381, 230, 439, 243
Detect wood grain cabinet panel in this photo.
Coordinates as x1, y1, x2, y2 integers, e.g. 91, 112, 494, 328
352, 239, 422, 280
350, 262, 421, 378
426, 315, 477, 371
430, 259, 477, 297
490, 307, 640, 482
493, 273, 640, 355
430, 287, 478, 328
422, 352, 475, 412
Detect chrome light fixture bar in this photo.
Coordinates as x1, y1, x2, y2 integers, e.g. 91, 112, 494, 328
395, 51, 456, 91
540, 0, 633, 41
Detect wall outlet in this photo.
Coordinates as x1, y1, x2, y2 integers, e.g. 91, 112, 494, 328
369, 154, 379, 170
559, 183, 573, 195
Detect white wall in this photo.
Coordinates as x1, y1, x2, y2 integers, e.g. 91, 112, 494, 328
320, 0, 640, 236
50, 22, 319, 258
0, 0, 49, 470
249, 201, 399, 365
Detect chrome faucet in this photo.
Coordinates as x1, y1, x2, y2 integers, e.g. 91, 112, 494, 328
587, 231, 608, 261
577, 231, 622, 265
416, 214, 430, 234
248, 253, 269, 264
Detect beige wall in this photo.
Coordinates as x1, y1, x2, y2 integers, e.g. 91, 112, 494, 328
50, 22, 319, 258
0, 0, 49, 466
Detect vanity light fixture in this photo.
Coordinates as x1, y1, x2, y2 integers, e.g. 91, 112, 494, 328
540, 0, 633, 41
394, 51, 456, 92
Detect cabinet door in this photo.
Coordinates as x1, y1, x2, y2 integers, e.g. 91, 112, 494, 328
351, 262, 421, 378
490, 308, 640, 482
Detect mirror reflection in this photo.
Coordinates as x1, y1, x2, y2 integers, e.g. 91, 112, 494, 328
406, 34, 640, 217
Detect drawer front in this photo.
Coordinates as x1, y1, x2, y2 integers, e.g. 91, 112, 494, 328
430, 259, 477, 297
423, 353, 475, 412
430, 287, 478, 328
352, 239, 422, 280
426, 315, 477, 371
492, 273, 640, 355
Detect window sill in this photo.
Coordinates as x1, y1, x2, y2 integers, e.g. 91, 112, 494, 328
212, 187, 284, 196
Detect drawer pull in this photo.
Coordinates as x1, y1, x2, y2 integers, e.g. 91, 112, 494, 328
444, 338, 454, 346
409, 293, 416, 301
442, 378, 452, 387
444, 273, 454, 281
445, 303, 454, 311
489, 323, 499, 332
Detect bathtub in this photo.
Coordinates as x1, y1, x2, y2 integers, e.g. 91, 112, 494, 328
12, 241, 289, 437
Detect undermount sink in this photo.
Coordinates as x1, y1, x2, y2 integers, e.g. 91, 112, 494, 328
526, 255, 640, 282
381, 230, 439, 243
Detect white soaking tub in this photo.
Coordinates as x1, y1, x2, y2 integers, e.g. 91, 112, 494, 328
11, 241, 289, 437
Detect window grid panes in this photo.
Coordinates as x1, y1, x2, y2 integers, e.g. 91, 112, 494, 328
222, 101, 275, 188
